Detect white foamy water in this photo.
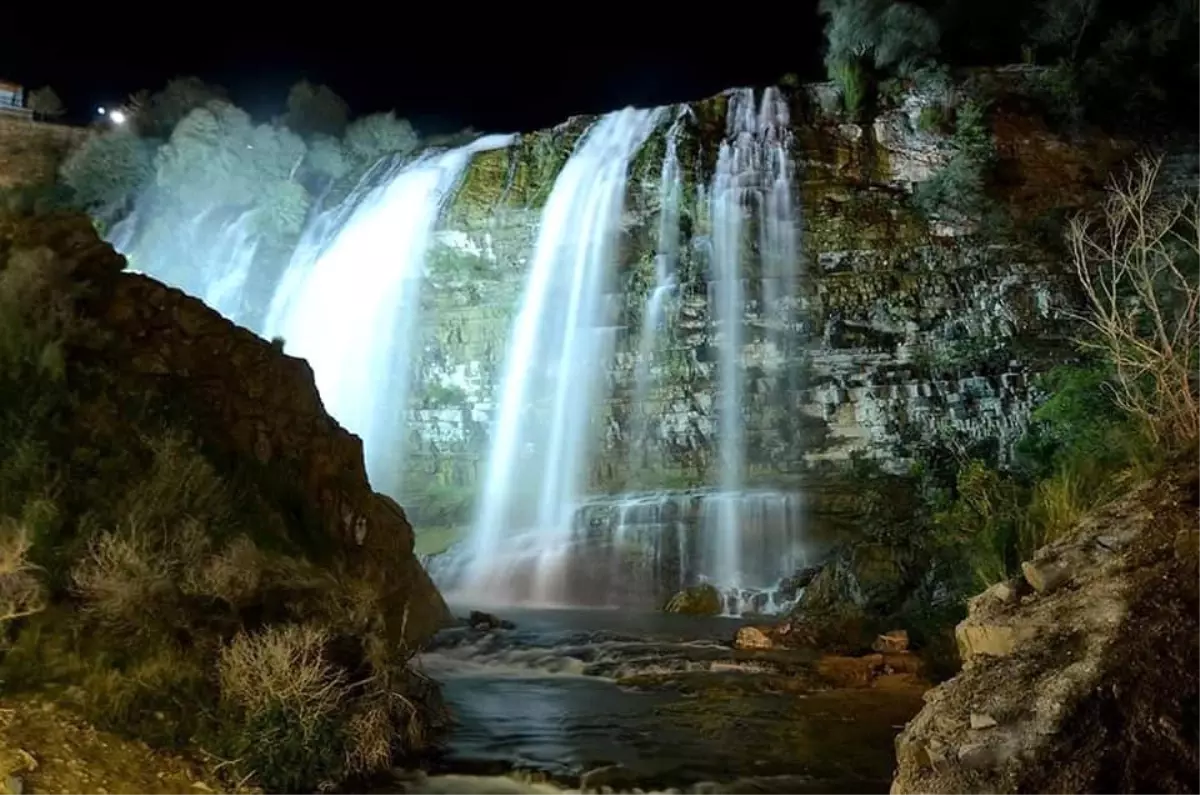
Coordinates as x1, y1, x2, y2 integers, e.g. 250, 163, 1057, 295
262, 134, 513, 493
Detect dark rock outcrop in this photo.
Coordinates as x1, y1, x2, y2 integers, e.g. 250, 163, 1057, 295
10, 211, 452, 647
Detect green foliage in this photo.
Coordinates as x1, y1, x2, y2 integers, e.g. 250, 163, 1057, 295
820, 0, 940, 115
912, 98, 997, 223
820, 0, 941, 74
59, 131, 155, 221
1023, 0, 1199, 125
284, 80, 350, 138
931, 459, 1026, 587
831, 60, 868, 116
1029, 0, 1101, 61
302, 133, 351, 186
917, 105, 952, 134
922, 359, 1166, 591
421, 382, 469, 409
27, 86, 64, 119
344, 112, 420, 165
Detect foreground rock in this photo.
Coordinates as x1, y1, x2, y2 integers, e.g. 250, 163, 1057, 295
892, 468, 1199, 794
0, 212, 453, 792
0, 698, 234, 795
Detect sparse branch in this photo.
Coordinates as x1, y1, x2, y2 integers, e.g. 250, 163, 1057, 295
1067, 155, 1200, 449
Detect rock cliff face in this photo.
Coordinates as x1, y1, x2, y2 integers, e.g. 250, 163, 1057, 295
395, 67, 1144, 551
891, 465, 1199, 794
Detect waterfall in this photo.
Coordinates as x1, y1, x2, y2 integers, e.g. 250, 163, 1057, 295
262, 134, 514, 496
110, 205, 262, 328
627, 107, 688, 476
758, 88, 800, 373
703, 86, 803, 607
709, 92, 752, 590
456, 107, 665, 606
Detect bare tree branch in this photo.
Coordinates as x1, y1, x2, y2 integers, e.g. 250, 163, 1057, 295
1066, 155, 1200, 449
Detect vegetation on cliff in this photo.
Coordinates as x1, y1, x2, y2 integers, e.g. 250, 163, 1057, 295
0, 209, 450, 792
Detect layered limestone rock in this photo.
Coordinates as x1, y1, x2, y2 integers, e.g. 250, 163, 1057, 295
398, 67, 1139, 552
891, 466, 1199, 794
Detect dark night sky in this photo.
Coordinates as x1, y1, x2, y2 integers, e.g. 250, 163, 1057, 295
0, 14, 826, 134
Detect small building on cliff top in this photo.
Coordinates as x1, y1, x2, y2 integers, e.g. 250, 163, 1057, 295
0, 81, 30, 118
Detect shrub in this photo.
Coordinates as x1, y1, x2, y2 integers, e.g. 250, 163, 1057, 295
344, 112, 420, 165
216, 624, 351, 791
284, 81, 350, 139
820, 0, 940, 116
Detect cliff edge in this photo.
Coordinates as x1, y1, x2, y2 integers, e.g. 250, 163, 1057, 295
891, 463, 1199, 793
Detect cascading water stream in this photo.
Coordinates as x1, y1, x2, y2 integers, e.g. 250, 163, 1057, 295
708, 93, 753, 591
702, 87, 803, 609
458, 107, 665, 606
262, 135, 514, 495
110, 205, 262, 329
756, 87, 800, 373
626, 108, 687, 475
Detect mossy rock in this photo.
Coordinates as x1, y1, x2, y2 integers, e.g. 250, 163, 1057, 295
663, 583, 723, 616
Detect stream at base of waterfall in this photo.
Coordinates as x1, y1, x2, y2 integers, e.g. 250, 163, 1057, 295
385, 606, 924, 795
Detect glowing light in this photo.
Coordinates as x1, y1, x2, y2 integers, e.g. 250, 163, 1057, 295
109, 109, 127, 124
97, 106, 106, 115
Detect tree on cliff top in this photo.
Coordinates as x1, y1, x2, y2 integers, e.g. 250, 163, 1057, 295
59, 130, 156, 223
155, 101, 311, 236
26, 87, 64, 120
284, 79, 350, 139
820, 0, 940, 114
135, 77, 229, 139
1068, 156, 1200, 450
344, 111, 420, 164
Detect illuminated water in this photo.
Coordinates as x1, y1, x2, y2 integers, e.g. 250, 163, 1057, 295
262, 135, 513, 494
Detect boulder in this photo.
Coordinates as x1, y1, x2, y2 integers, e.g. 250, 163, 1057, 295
467, 610, 515, 631
663, 583, 723, 616
733, 625, 775, 650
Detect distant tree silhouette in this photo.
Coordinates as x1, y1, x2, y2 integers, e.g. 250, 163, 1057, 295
136, 77, 229, 139
284, 80, 350, 138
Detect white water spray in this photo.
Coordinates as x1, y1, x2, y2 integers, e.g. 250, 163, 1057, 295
263, 135, 514, 494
